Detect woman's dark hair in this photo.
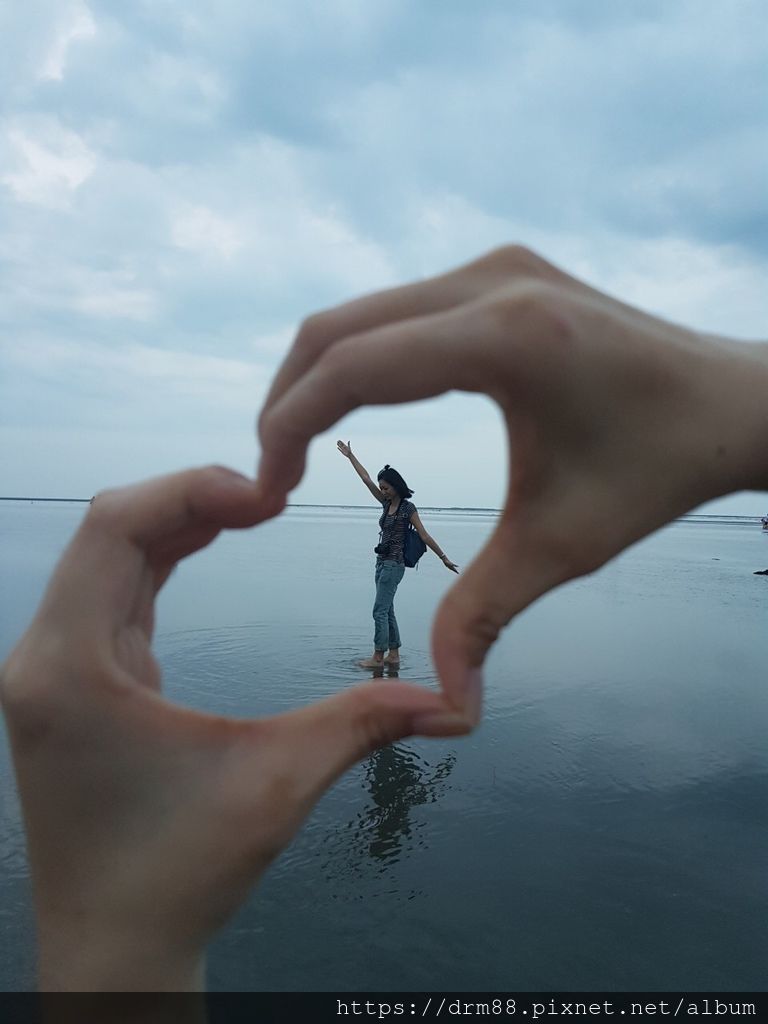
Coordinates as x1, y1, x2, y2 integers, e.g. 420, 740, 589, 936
377, 465, 413, 499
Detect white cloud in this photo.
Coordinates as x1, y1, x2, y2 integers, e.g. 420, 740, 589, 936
71, 272, 157, 320
6, 337, 269, 409
140, 52, 228, 124
171, 204, 245, 261
397, 192, 768, 340
39, 2, 96, 82
1, 1, 766, 514
1, 119, 96, 209
586, 236, 768, 338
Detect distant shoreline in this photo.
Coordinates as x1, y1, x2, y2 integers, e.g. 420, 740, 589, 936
0, 497, 763, 521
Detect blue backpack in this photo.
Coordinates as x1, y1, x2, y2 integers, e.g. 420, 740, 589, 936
403, 515, 427, 569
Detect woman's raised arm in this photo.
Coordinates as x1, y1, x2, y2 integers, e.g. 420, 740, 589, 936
337, 440, 384, 503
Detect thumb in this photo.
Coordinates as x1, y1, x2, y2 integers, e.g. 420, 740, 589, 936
268, 680, 472, 807
431, 517, 570, 720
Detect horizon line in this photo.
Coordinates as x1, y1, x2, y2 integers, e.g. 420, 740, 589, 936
0, 496, 763, 518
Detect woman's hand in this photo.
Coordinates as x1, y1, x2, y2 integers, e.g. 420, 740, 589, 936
256, 245, 768, 721
442, 556, 460, 574
337, 439, 352, 459
0, 466, 469, 992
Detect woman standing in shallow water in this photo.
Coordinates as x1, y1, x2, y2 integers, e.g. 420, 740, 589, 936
337, 440, 459, 669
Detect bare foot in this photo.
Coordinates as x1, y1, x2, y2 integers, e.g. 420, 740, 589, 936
357, 657, 385, 668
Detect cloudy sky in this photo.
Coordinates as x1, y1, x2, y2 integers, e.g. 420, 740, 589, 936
1, 0, 766, 513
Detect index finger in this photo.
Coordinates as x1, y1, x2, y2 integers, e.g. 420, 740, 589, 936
40, 466, 264, 630
258, 247, 577, 428
257, 249, 519, 428
256, 295, 511, 497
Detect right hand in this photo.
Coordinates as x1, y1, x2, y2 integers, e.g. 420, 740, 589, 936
337, 439, 352, 459
256, 245, 768, 722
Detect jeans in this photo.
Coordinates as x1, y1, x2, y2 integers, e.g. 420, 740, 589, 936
373, 559, 405, 652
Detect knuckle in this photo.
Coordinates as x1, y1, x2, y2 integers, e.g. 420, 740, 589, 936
256, 403, 275, 441
0, 638, 66, 740
197, 464, 233, 489
260, 403, 305, 451
85, 486, 122, 528
350, 685, 408, 753
481, 243, 545, 276
0, 651, 23, 714
490, 280, 573, 346
441, 589, 507, 657
257, 405, 277, 446
295, 311, 332, 355
317, 339, 364, 405
258, 396, 299, 447
462, 606, 505, 650
491, 277, 555, 318
532, 524, 601, 582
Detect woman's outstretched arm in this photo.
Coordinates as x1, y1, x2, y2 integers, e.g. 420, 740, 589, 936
410, 509, 459, 573
337, 439, 384, 503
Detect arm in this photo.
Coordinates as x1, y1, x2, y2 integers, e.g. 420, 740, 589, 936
337, 439, 384, 503
411, 510, 459, 573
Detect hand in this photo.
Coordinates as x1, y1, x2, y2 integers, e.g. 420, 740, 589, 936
256, 245, 768, 720
0, 467, 468, 991
442, 556, 459, 574
337, 438, 352, 459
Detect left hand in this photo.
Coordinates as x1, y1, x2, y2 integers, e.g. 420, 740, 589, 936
442, 555, 460, 574
0, 466, 470, 991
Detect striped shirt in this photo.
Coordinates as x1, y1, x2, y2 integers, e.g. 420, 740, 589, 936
377, 499, 416, 563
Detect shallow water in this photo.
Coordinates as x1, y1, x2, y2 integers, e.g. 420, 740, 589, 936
1, 502, 766, 991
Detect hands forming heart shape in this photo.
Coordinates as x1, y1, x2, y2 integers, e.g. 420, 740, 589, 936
2, 245, 767, 991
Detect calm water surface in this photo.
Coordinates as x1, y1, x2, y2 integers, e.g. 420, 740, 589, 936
1, 503, 766, 991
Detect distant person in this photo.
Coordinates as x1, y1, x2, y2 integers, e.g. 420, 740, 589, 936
2, 244, 767, 992
336, 441, 458, 669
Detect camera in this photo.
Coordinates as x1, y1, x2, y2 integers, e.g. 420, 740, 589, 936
374, 543, 391, 557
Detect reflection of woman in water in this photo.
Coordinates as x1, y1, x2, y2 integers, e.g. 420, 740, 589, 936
321, 745, 456, 895
337, 440, 458, 670
363, 745, 456, 864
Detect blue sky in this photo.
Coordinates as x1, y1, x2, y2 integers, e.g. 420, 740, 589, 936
1, 0, 766, 513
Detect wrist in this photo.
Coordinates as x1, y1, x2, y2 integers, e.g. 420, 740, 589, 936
693, 336, 768, 498
38, 923, 205, 992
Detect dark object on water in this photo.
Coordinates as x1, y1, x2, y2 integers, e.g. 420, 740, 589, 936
754, 569, 768, 576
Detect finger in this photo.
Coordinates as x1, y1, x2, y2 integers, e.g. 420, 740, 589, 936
93, 465, 264, 547
262, 679, 474, 808
41, 467, 264, 629
258, 297, 506, 496
258, 254, 499, 428
431, 515, 571, 719
257, 246, 574, 436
